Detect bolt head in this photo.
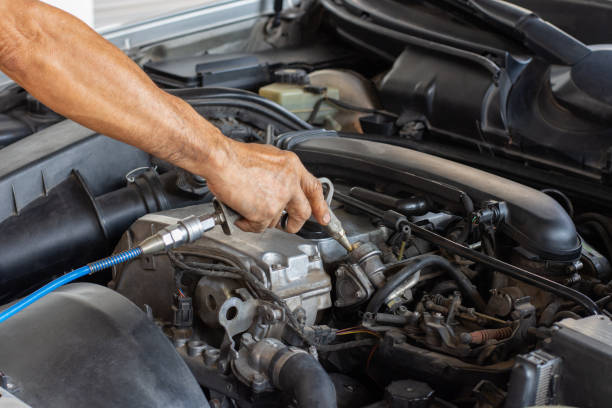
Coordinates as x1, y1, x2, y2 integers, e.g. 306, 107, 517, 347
241, 333, 255, 346
251, 374, 267, 392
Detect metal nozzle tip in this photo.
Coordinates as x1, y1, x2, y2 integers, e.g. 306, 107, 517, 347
339, 236, 353, 252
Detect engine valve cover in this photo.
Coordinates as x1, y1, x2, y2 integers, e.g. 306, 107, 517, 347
112, 204, 332, 326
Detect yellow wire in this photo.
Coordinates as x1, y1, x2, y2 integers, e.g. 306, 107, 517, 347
336, 326, 361, 333
398, 240, 407, 260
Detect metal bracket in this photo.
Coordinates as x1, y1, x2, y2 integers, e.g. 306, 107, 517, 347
218, 297, 258, 359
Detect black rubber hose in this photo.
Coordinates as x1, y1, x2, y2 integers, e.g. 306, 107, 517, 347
366, 255, 486, 313
277, 353, 337, 408
168, 87, 314, 131
576, 213, 612, 237
541, 189, 574, 218
551, 310, 581, 322
578, 221, 612, 260
431, 280, 460, 295
320, 0, 502, 74
316, 338, 378, 352
539, 300, 562, 326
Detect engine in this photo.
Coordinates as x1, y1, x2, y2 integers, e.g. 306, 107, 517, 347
3, 1, 612, 406
101, 134, 612, 408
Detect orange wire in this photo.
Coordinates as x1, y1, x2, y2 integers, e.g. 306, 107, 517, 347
366, 344, 379, 370
336, 326, 361, 334
337, 330, 381, 338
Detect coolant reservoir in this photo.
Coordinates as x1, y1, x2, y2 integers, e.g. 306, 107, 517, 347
258, 69, 339, 127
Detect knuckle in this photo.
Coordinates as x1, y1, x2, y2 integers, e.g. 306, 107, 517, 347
307, 178, 323, 196
284, 151, 301, 166
297, 207, 311, 221
289, 205, 311, 224
243, 220, 266, 233
286, 221, 304, 234
251, 214, 265, 224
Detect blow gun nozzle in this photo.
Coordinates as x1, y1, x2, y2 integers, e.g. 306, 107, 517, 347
139, 199, 233, 255
324, 210, 352, 252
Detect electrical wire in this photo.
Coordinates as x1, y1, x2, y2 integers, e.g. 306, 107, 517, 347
336, 325, 361, 333
366, 344, 379, 370
166, 250, 308, 341
168, 251, 243, 280
337, 329, 381, 338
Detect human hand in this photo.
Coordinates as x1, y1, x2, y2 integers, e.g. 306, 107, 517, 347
204, 138, 330, 233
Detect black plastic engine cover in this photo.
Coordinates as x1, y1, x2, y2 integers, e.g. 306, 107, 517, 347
0, 283, 209, 408
143, 44, 360, 89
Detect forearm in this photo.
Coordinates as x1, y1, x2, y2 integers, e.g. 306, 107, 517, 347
0, 0, 228, 176
0, 1, 329, 232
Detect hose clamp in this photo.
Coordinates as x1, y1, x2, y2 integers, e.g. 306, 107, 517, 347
271, 347, 308, 388
125, 166, 157, 183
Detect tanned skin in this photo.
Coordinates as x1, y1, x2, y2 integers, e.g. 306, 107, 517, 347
0, 0, 330, 233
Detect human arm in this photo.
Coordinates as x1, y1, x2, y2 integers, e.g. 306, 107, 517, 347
0, 0, 329, 232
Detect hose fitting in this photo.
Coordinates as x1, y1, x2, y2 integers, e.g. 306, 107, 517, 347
138, 215, 216, 255
232, 337, 337, 407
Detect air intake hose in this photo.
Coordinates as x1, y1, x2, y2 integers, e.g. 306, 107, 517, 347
0, 169, 207, 303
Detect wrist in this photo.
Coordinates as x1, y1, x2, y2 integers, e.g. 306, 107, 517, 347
196, 126, 234, 181
160, 95, 233, 179
184, 116, 234, 181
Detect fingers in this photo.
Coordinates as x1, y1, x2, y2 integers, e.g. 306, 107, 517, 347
235, 173, 328, 233
268, 211, 285, 229
302, 172, 330, 225
284, 190, 312, 233
212, 146, 329, 234
235, 217, 268, 233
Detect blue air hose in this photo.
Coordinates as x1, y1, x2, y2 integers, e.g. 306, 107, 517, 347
0, 247, 143, 323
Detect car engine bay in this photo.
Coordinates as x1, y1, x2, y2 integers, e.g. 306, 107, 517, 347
2, 1, 612, 407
